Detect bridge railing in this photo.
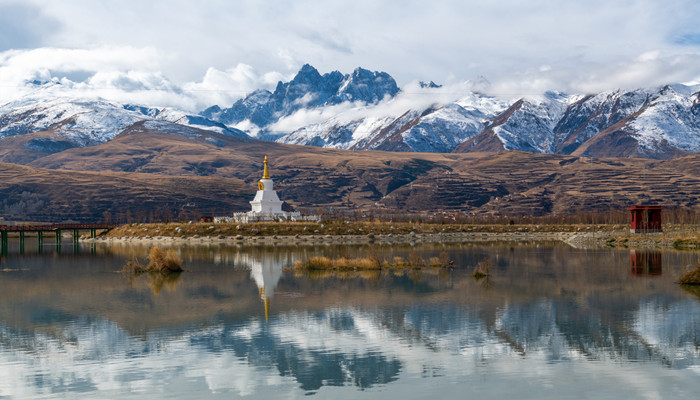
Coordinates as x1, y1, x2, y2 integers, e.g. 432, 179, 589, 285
0, 223, 119, 232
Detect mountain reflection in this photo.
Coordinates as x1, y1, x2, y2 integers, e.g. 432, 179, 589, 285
0, 244, 699, 398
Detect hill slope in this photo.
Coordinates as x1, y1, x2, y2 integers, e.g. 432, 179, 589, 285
1, 121, 700, 221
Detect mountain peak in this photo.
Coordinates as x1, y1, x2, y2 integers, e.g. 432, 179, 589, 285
292, 64, 322, 84
419, 81, 442, 89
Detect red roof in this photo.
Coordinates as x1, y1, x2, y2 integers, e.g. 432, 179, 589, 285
629, 205, 662, 210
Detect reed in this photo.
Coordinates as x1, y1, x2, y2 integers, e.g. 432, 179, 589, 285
296, 256, 382, 270
147, 247, 183, 272
292, 252, 455, 272
123, 246, 183, 273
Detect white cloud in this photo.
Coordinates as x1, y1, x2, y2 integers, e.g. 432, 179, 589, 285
183, 64, 291, 110
487, 51, 700, 96
2, 0, 700, 114
267, 81, 479, 134
0, 47, 289, 112
11, 0, 699, 87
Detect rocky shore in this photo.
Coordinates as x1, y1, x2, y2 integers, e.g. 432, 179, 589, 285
88, 230, 579, 247
82, 222, 700, 250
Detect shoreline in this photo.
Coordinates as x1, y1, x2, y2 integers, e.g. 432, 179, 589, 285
86, 230, 579, 247
78, 222, 700, 249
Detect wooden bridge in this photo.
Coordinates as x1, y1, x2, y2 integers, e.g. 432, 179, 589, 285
1, 223, 118, 253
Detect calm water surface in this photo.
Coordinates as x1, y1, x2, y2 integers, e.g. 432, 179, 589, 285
1, 240, 700, 399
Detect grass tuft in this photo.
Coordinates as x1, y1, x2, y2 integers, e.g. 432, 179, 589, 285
678, 261, 700, 285
147, 247, 183, 272
472, 259, 492, 279
123, 246, 183, 274
291, 252, 454, 272
296, 256, 382, 271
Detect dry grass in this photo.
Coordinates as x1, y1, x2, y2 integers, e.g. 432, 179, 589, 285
473, 259, 492, 279
123, 246, 183, 273
291, 252, 454, 272
147, 271, 183, 295
295, 256, 382, 271
678, 261, 700, 285
147, 247, 183, 272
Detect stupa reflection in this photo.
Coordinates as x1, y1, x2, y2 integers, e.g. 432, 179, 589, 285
233, 251, 291, 321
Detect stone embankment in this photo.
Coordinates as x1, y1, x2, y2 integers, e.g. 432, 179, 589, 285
88, 230, 580, 247
84, 223, 700, 250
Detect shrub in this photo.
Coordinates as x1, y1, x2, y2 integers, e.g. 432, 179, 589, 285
678, 262, 700, 285
147, 247, 183, 272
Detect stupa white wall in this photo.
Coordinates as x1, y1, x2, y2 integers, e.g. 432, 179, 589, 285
215, 156, 320, 223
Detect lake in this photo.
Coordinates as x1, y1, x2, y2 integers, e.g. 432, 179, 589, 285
1, 240, 700, 399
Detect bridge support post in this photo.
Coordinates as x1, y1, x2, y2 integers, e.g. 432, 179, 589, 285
38, 231, 44, 254
1, 231, 7, 255
91, 228, 97, 239
73, 229, 80, 254
19, 231, 24, 254
55, 229, 62, 253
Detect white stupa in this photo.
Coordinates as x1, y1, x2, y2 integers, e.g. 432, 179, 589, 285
214, 156, 320, 223
249, 156, 284, 214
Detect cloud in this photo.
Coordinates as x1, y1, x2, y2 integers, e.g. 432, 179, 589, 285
267, 81, 478, 134
0, 46, 186, 107
16, 0, 700, 88
2, 0, 700, 115
487, 51, 700, 96
0, 2, 61, 51
183, 64, 291, 109
0, 47, 291, 112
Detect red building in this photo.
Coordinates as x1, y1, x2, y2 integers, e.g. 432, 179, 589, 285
629, 206, 662, 233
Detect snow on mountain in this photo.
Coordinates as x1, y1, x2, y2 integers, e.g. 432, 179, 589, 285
490, 92, 573, 154
3, 64, 700, 160
552, 89, 651, 154
276, 89, 509, 152
201, 64, 400, 139
154, 108, 248, 137
454, 84, 700, 159
626, 85, 700, 154
0, 96, 247, 149
0, 98, 148, 146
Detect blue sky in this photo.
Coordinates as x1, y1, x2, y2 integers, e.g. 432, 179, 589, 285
2, 0, 700, 111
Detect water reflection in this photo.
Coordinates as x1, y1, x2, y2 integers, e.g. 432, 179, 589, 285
630, 250, 663, 276
0, 244, 699, 398
238, 252, 285, 322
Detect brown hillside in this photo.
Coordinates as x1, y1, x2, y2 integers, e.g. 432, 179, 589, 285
0, 162, 249, 222
2, 121, 700, 220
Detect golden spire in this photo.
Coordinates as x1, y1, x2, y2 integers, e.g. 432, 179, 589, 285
262, 155, 270, 179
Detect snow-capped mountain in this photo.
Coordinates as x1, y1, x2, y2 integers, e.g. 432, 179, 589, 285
457, 84, 700, 158
0, 97, 247, 150
0, 98, 148, 147
455, 92, 573, 154
200, 65, 700, 159
562, 84, 700, 158
261, 88, 508, 152
200, 64, 400, 139
2, 64, 700, 160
